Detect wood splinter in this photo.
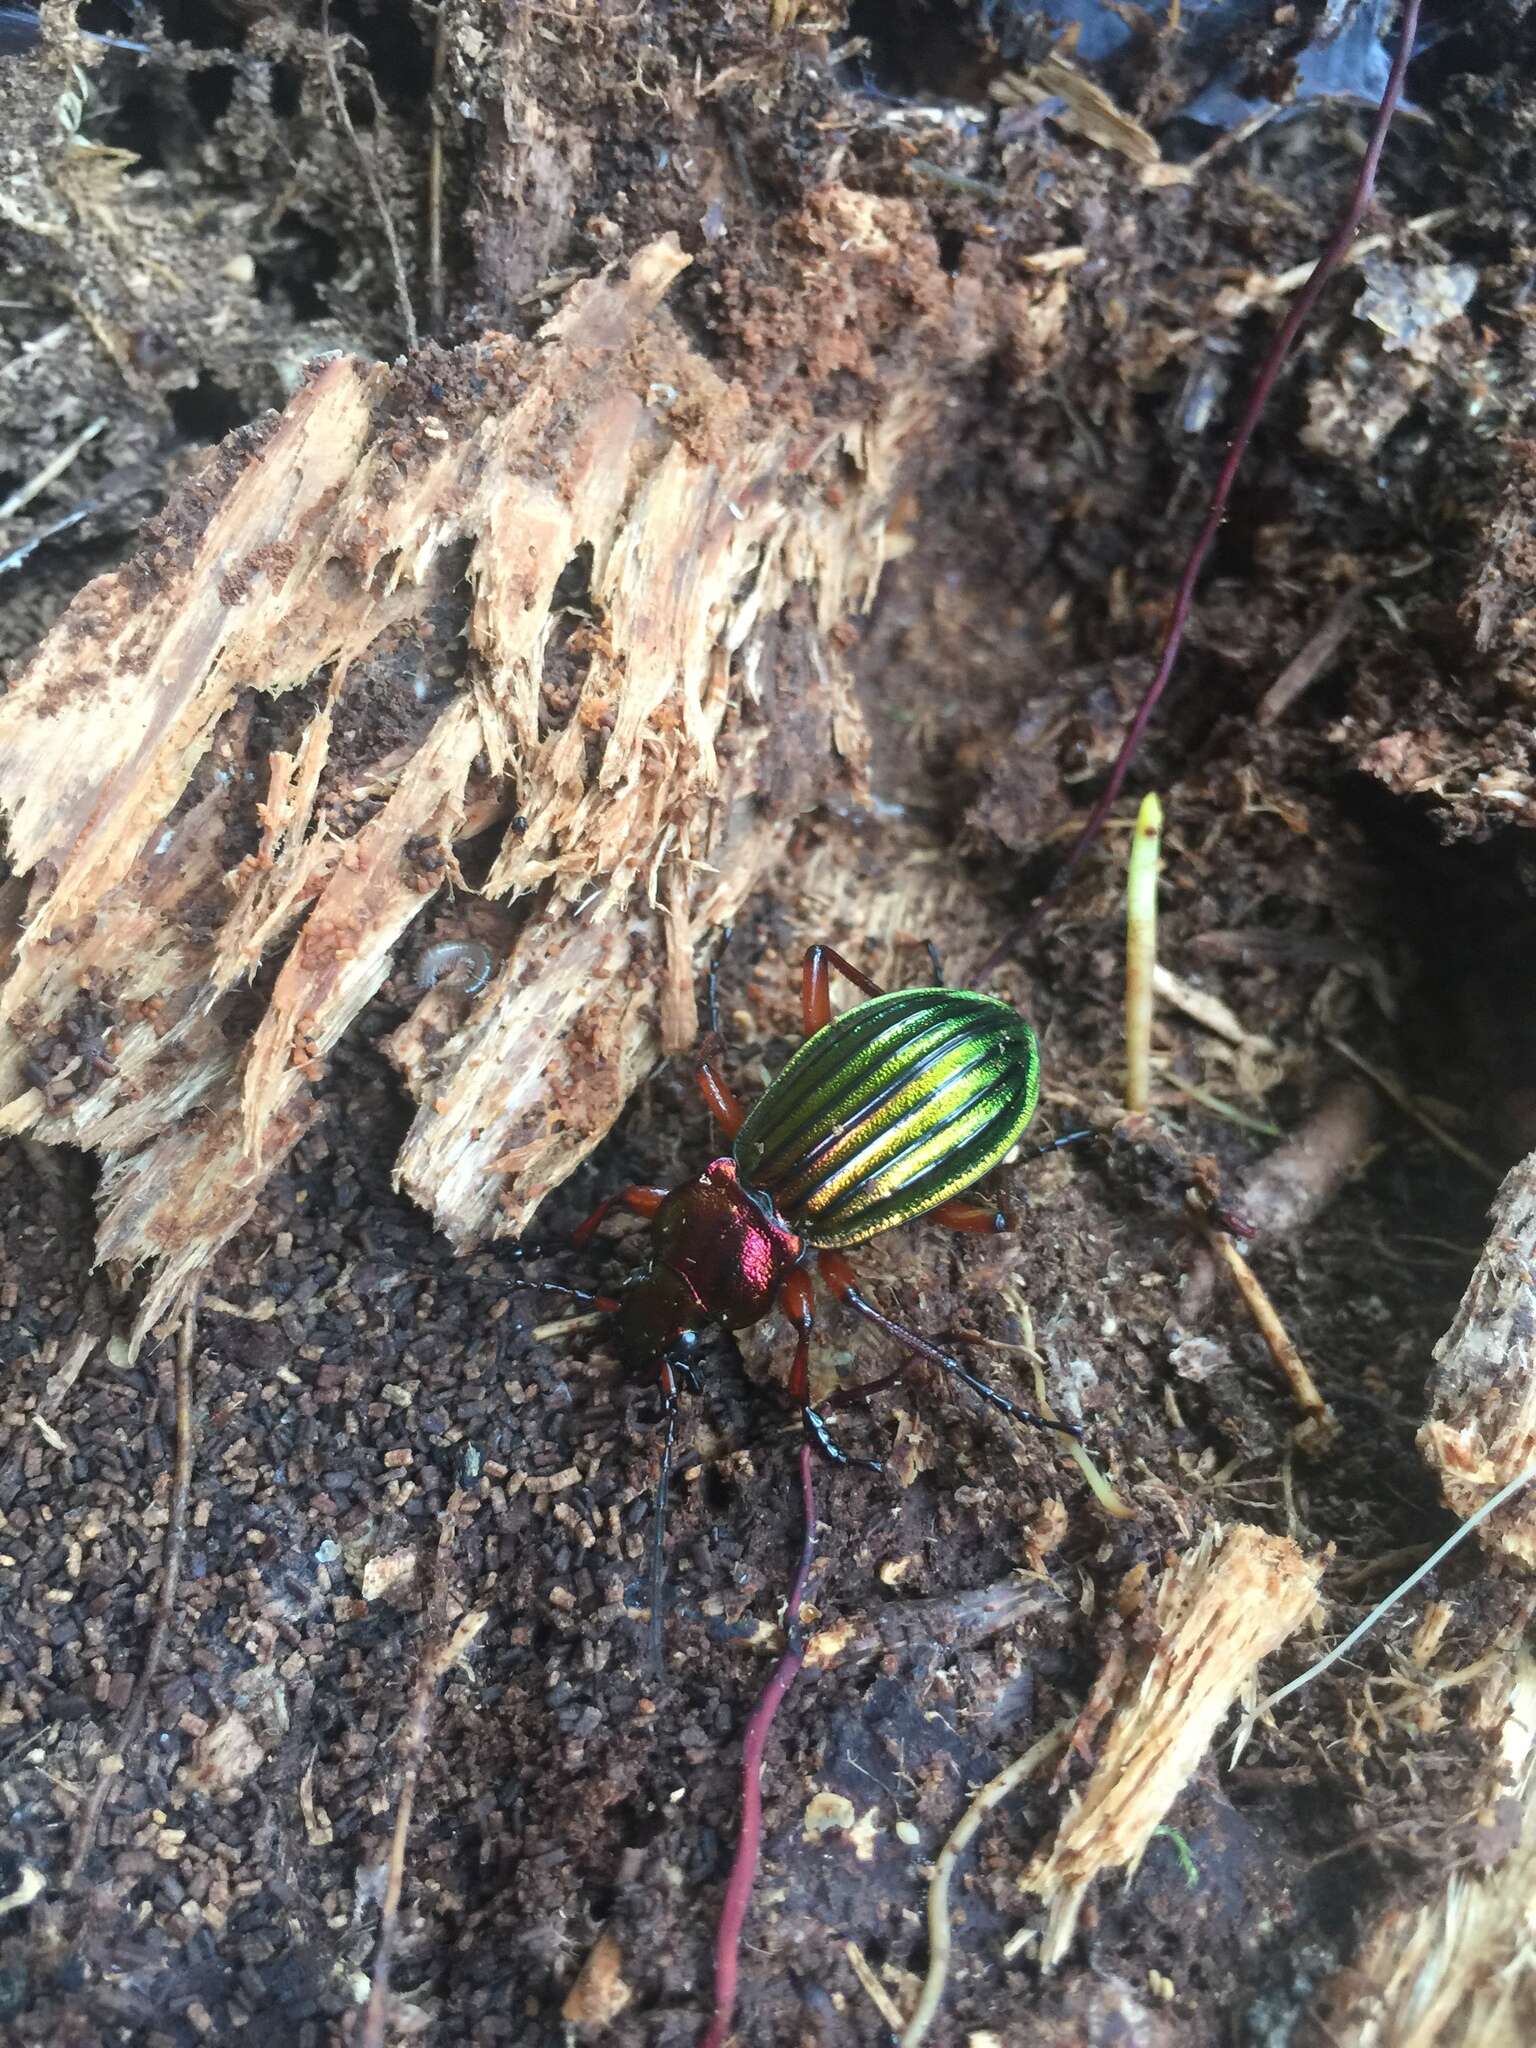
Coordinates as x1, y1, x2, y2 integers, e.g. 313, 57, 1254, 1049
1023, 1522, 1326, 1970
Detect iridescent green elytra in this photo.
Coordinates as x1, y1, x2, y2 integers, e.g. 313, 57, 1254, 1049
733, 987, 1040, 1247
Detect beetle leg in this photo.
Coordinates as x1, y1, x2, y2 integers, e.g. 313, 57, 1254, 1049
817, 1249, 1083, 1442
930, 1133, 1097, 1236
932, 1197, 1008, 1234
504, 1244, 620, 1312
1024, 1128, 1097, 1162
783, 1268, 882, 1470
923, 938, 945, 986
696, 1044, 747, 1138
570, 1184, 670, 1248
801, 944, 886, 1036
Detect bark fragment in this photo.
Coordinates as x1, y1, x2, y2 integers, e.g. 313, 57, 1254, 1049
1419, 1149, 1536, 1568
1023, 1523, 1325, 1968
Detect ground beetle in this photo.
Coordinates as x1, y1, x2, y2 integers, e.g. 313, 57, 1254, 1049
515, 940, 1089, 1647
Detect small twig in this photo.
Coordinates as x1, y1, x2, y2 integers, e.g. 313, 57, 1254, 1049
66, 1297, 198, 1888
700, 1444, 817, 2048
1152, 964, 1270, 1052
898, 1723, 1070, 2048
362, 1578, 488, 2048
1327, 1035, 1502, 1186
1256, 592, 1365, 725
319, 0, 418, 350
0, 414, 106, 522
528, 1310, 607, 1340
845, 1940, 906, 2034
1124, 792, 1162, 1115
427, 1, 448, 330
0, 499, 94, 574
985, 0, 1423, 954
1193, 1200, 1339, 1451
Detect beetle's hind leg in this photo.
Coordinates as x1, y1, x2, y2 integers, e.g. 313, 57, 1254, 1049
782, 1269, 883, 1471
817, 1249, 1083, 1442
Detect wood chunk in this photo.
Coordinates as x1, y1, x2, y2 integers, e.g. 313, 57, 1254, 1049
562, 1929, 633, 2026
1023, 1523, 1325, 1969
0, 198, 953, 1329
1420, 1151, 1536, 1567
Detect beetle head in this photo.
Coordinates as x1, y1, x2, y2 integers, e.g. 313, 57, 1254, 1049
615, 1266, 704, 1379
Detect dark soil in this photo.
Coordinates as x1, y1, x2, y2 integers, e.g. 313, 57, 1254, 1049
4, 4, 1536, 2045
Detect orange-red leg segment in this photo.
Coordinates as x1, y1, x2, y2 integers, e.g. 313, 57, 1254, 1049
696, 1044, 746, 1138
570, 1184, 669, 1249
801, 944, 886, 1036
931, 1197, 1008, 1234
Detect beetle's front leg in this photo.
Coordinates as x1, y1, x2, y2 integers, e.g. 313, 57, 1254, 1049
570, 1184, 670, 1248
782, 1269, 882, 1471
800, 943, 886, 1036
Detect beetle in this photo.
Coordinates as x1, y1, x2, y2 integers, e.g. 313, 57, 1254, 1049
514, 938, 1089, 1649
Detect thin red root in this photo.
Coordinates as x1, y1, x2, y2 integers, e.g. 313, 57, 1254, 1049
990, 0, 1423, 950
699, 1443, 817, 2048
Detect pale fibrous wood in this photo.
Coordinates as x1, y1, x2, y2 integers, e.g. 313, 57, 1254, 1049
1419, 1150, 1536, 1568
0, 204, 948, 1346
1023, 1523, 1325, 1968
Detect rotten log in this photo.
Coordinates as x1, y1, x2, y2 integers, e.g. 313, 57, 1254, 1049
1419, 1149, 1536, 1568
0, 198, 972, 1347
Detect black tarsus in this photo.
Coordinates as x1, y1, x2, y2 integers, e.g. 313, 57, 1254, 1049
802, 1404, 883, 1472
649, 1390, 679, 1672
1026, 1127, 1096, 1163
841, 1284, 1085, 1442
924, 939, 945, 987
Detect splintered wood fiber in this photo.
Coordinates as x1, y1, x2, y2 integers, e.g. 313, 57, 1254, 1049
1025, 1522, 1325, 1968
0, 199, 957, 1346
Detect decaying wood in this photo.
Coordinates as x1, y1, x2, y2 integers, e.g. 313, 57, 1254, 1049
1419, 1150, 1536, 1568
1023, 1523, 1325, 1968
0, 197, 961, 1345
1310, 1652, 1536, 2047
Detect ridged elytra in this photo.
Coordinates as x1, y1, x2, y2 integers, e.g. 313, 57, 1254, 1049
507, 940, 1090, 1664
733, 986, 1040, 1248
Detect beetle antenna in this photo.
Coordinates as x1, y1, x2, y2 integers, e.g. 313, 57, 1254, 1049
505, 1244, 619, 1312
706, 925, 734, 1041
648, 1378, 680, 1671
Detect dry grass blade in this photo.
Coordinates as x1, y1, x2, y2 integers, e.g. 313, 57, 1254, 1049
1123, 793, 1162, 1115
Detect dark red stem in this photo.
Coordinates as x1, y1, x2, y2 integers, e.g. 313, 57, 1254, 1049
1034, 0, 1424, 916
699, 1443, 817, 2048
